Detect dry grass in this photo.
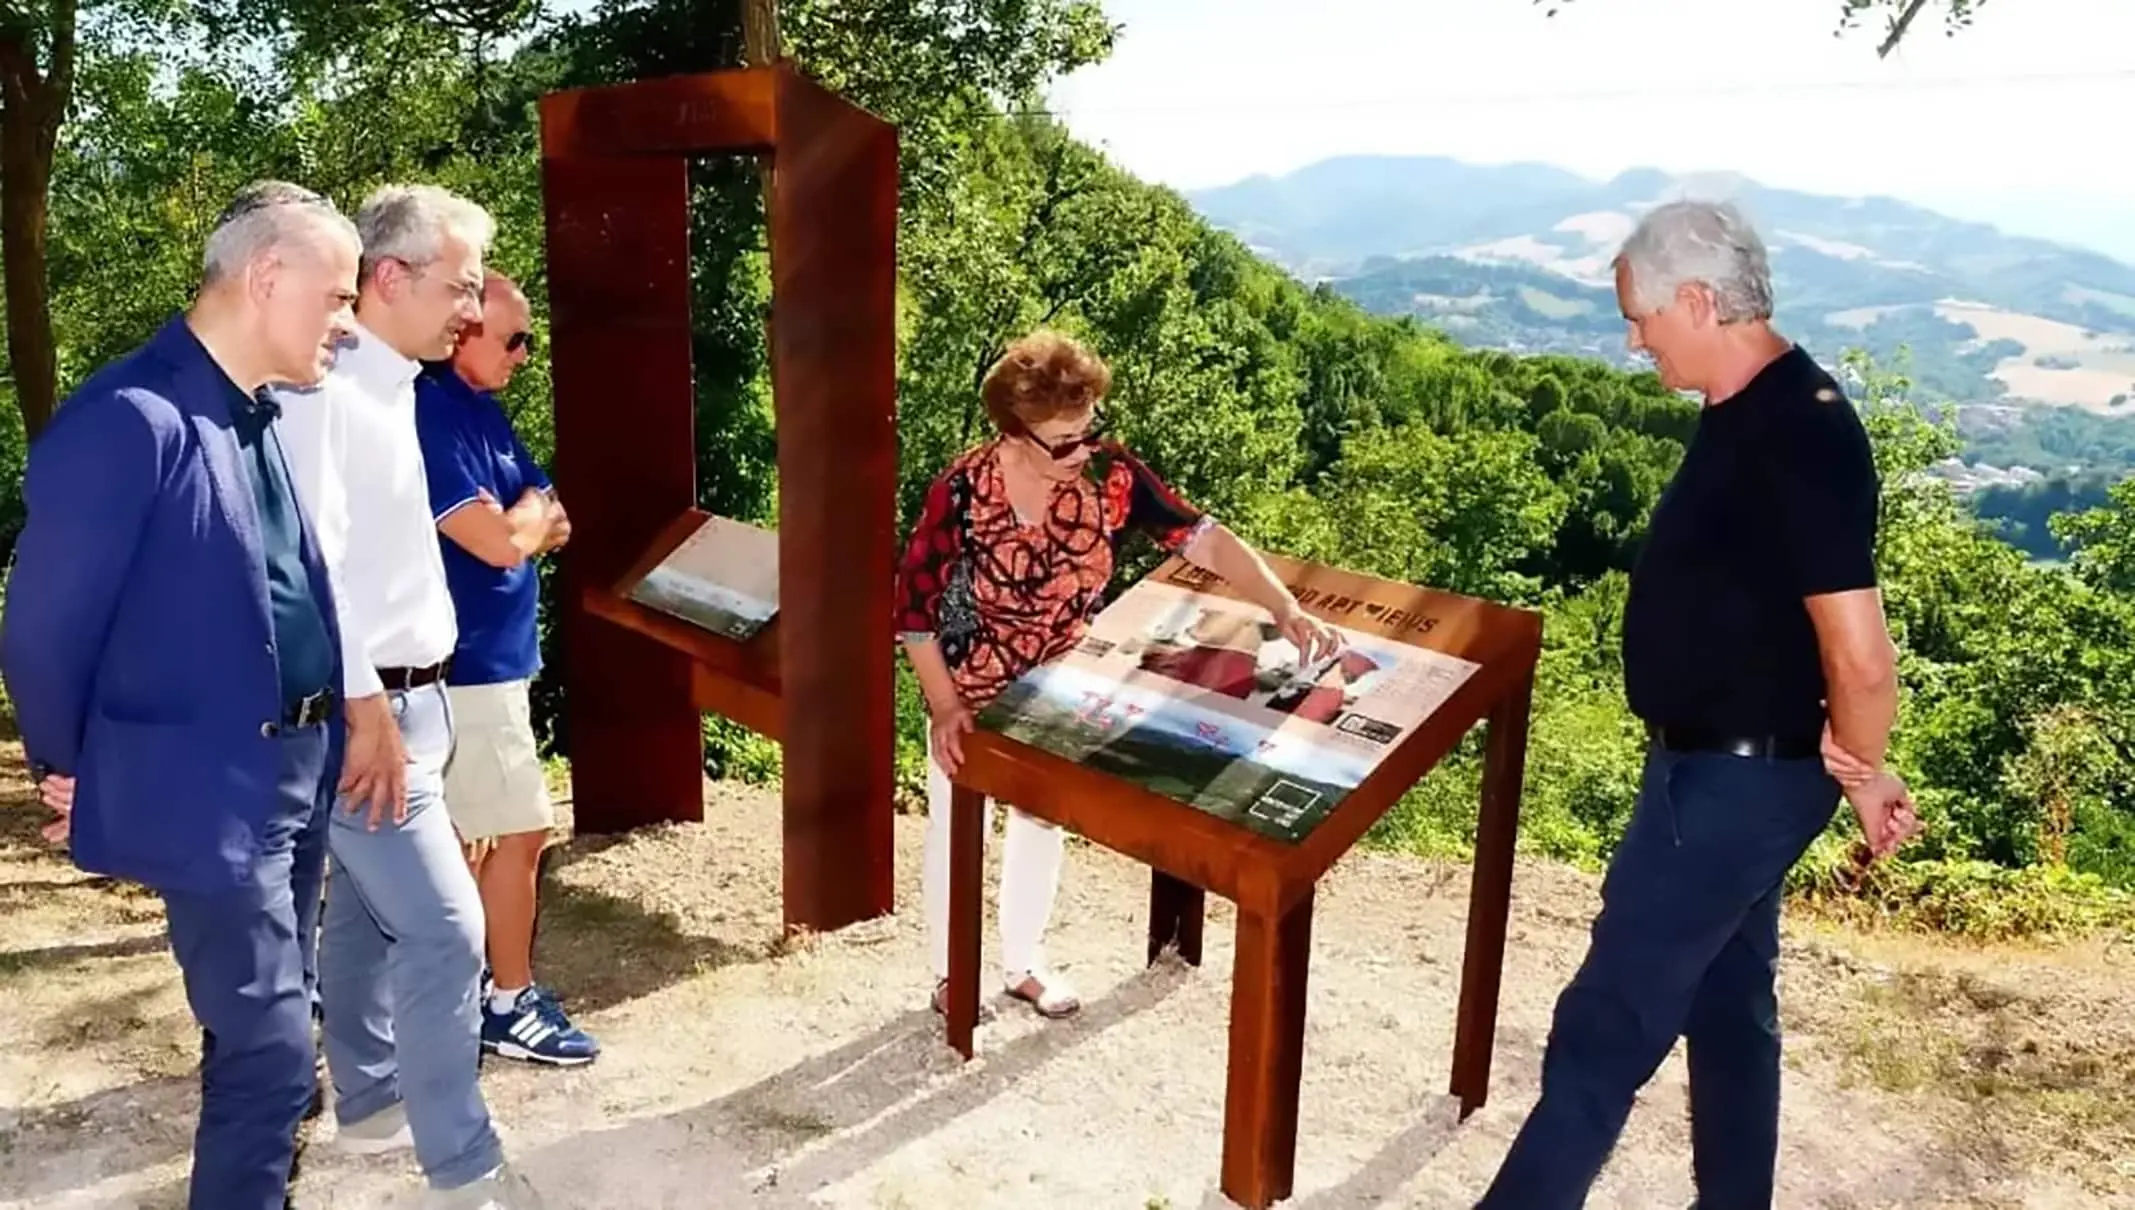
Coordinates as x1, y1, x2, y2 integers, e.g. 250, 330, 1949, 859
1933, 300, 2135, 410
1, 740, 2131, 1208
1784, 926, 2135, 1199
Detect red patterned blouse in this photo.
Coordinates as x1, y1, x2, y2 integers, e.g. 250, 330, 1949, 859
895, 438, 1213, 710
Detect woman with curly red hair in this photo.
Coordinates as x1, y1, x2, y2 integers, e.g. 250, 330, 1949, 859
895, 329, 1338, 1018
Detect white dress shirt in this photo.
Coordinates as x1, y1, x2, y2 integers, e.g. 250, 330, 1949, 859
275, 322, 457, 699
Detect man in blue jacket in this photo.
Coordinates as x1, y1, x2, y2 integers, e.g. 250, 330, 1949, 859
1, 181, 359, 1210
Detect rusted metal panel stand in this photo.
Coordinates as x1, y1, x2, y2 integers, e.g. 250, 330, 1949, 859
540, 65, 899, 934
1451, 671, 1534, 1119
940, 554, 1541, 1208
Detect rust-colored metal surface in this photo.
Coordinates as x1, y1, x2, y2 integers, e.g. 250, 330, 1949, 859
1222, 886, 1314, 1207
544, 152, 704, 834
767, 68, 900, 932
1451, 667, 1535, 1120
541, 64, 898, 933
542, 70, 777, 158
939, 555, 1541, 1209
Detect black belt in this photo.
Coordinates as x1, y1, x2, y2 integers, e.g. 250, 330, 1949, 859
286, 688, 337, 728
376, 659, 450, 692
1649, 724, 1819, 761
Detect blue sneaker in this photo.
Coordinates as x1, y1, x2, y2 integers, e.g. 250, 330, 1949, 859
481, 986, 600, 1067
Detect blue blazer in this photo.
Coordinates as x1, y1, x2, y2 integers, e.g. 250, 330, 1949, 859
1, 316, 345, 893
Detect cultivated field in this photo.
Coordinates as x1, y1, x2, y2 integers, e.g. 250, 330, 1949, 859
1934, 300, 2135, 411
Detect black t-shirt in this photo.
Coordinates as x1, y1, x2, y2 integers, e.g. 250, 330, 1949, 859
1622, 345, 1879, 740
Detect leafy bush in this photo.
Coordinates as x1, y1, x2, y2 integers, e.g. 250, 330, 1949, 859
702, 715, 780, 785
1792, 840, 2135, 940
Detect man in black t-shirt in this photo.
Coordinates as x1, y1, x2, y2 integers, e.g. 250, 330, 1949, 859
1478, 200, 1919, 1210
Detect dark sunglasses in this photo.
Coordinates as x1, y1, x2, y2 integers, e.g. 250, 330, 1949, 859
505, 330, 537, 354
1028, 410, 1107, 460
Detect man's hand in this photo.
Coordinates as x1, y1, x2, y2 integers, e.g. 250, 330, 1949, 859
1275, 604, 1342, 666
37, 774, 73, 844
504, 487, 561, 555
1845, 770, 1921, 861
445, 487, 555, 568
929, 699, 974, 776
339, 694, 408, 830
541, 493, 571, 552
1820, 721, 1878, 787
1821, 721, 1920, 858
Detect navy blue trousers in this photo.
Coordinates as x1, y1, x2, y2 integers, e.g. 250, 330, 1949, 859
1478, 744, 1839, 1210
159, 723, 331, 1210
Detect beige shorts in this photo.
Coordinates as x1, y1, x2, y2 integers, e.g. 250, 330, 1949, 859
442, 679, 554, 842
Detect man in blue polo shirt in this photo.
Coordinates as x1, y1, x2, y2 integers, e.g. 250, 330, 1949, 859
414, 269, 598, 1067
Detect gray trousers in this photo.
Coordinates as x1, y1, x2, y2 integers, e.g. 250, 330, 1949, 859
320, 681, 502, 1190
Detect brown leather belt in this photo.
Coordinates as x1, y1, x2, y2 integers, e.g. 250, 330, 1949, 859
377, 659, 451, 692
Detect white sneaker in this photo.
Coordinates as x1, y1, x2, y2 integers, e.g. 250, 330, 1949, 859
335, 1101, 413, 1154
425, 1164, 546, 1210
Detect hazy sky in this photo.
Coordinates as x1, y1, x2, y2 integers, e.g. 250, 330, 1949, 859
1042, 0, 2135, 257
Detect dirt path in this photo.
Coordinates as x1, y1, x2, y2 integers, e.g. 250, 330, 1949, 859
1, 743, 2129, 1208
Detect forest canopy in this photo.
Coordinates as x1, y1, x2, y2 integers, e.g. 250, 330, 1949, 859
0, 0, 2127, 937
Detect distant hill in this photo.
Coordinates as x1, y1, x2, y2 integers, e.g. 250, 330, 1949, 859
1187, 157, 2135, 476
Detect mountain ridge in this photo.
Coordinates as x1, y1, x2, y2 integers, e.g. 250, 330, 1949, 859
1184, 155, 2135, 452
1191, 154, 2135, 282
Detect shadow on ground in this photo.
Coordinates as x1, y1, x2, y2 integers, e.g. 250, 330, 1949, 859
508, 959, 1200, 1206
529, 845, 782, 1016
0, 1074, 197, 1203
494, 955, 1488, 1208
0, 932, 168, 977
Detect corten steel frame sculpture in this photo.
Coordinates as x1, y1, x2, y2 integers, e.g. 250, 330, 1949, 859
539, 64, 899, 934
940, 554, 1541, 1210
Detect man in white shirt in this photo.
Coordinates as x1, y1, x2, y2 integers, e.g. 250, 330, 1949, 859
276, 183, 537, 1210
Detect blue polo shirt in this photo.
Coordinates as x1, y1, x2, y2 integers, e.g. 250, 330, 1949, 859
413, 364, 551, 687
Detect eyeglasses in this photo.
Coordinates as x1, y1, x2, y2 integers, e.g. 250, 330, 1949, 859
369, 255, 483, 308
1028, 411, 1107, 460
505, 330, 536, 354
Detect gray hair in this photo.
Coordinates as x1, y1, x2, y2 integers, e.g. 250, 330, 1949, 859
1616, 199, 1774, 323
354, 183, 494, 283
201, 180, 359, 283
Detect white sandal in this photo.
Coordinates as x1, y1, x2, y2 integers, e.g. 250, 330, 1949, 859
1004, 969, 1081, 1019
931, 978, 996, 1021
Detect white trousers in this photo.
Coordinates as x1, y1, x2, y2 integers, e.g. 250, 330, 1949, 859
922, 742, 1065, 982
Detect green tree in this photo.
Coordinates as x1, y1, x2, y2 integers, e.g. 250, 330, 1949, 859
12, 0, 2135, 921
0, 0, 78, 439
2053, 477, 2135, 595
0, 1, 538, 441
1304, 422, 1567, 602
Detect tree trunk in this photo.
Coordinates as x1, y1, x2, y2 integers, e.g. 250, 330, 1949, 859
742, 0, 780, 203
743, 0, 779, 390
0, 104, 57, 439
0, 3, 78, 442
741, 0, 780, 67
